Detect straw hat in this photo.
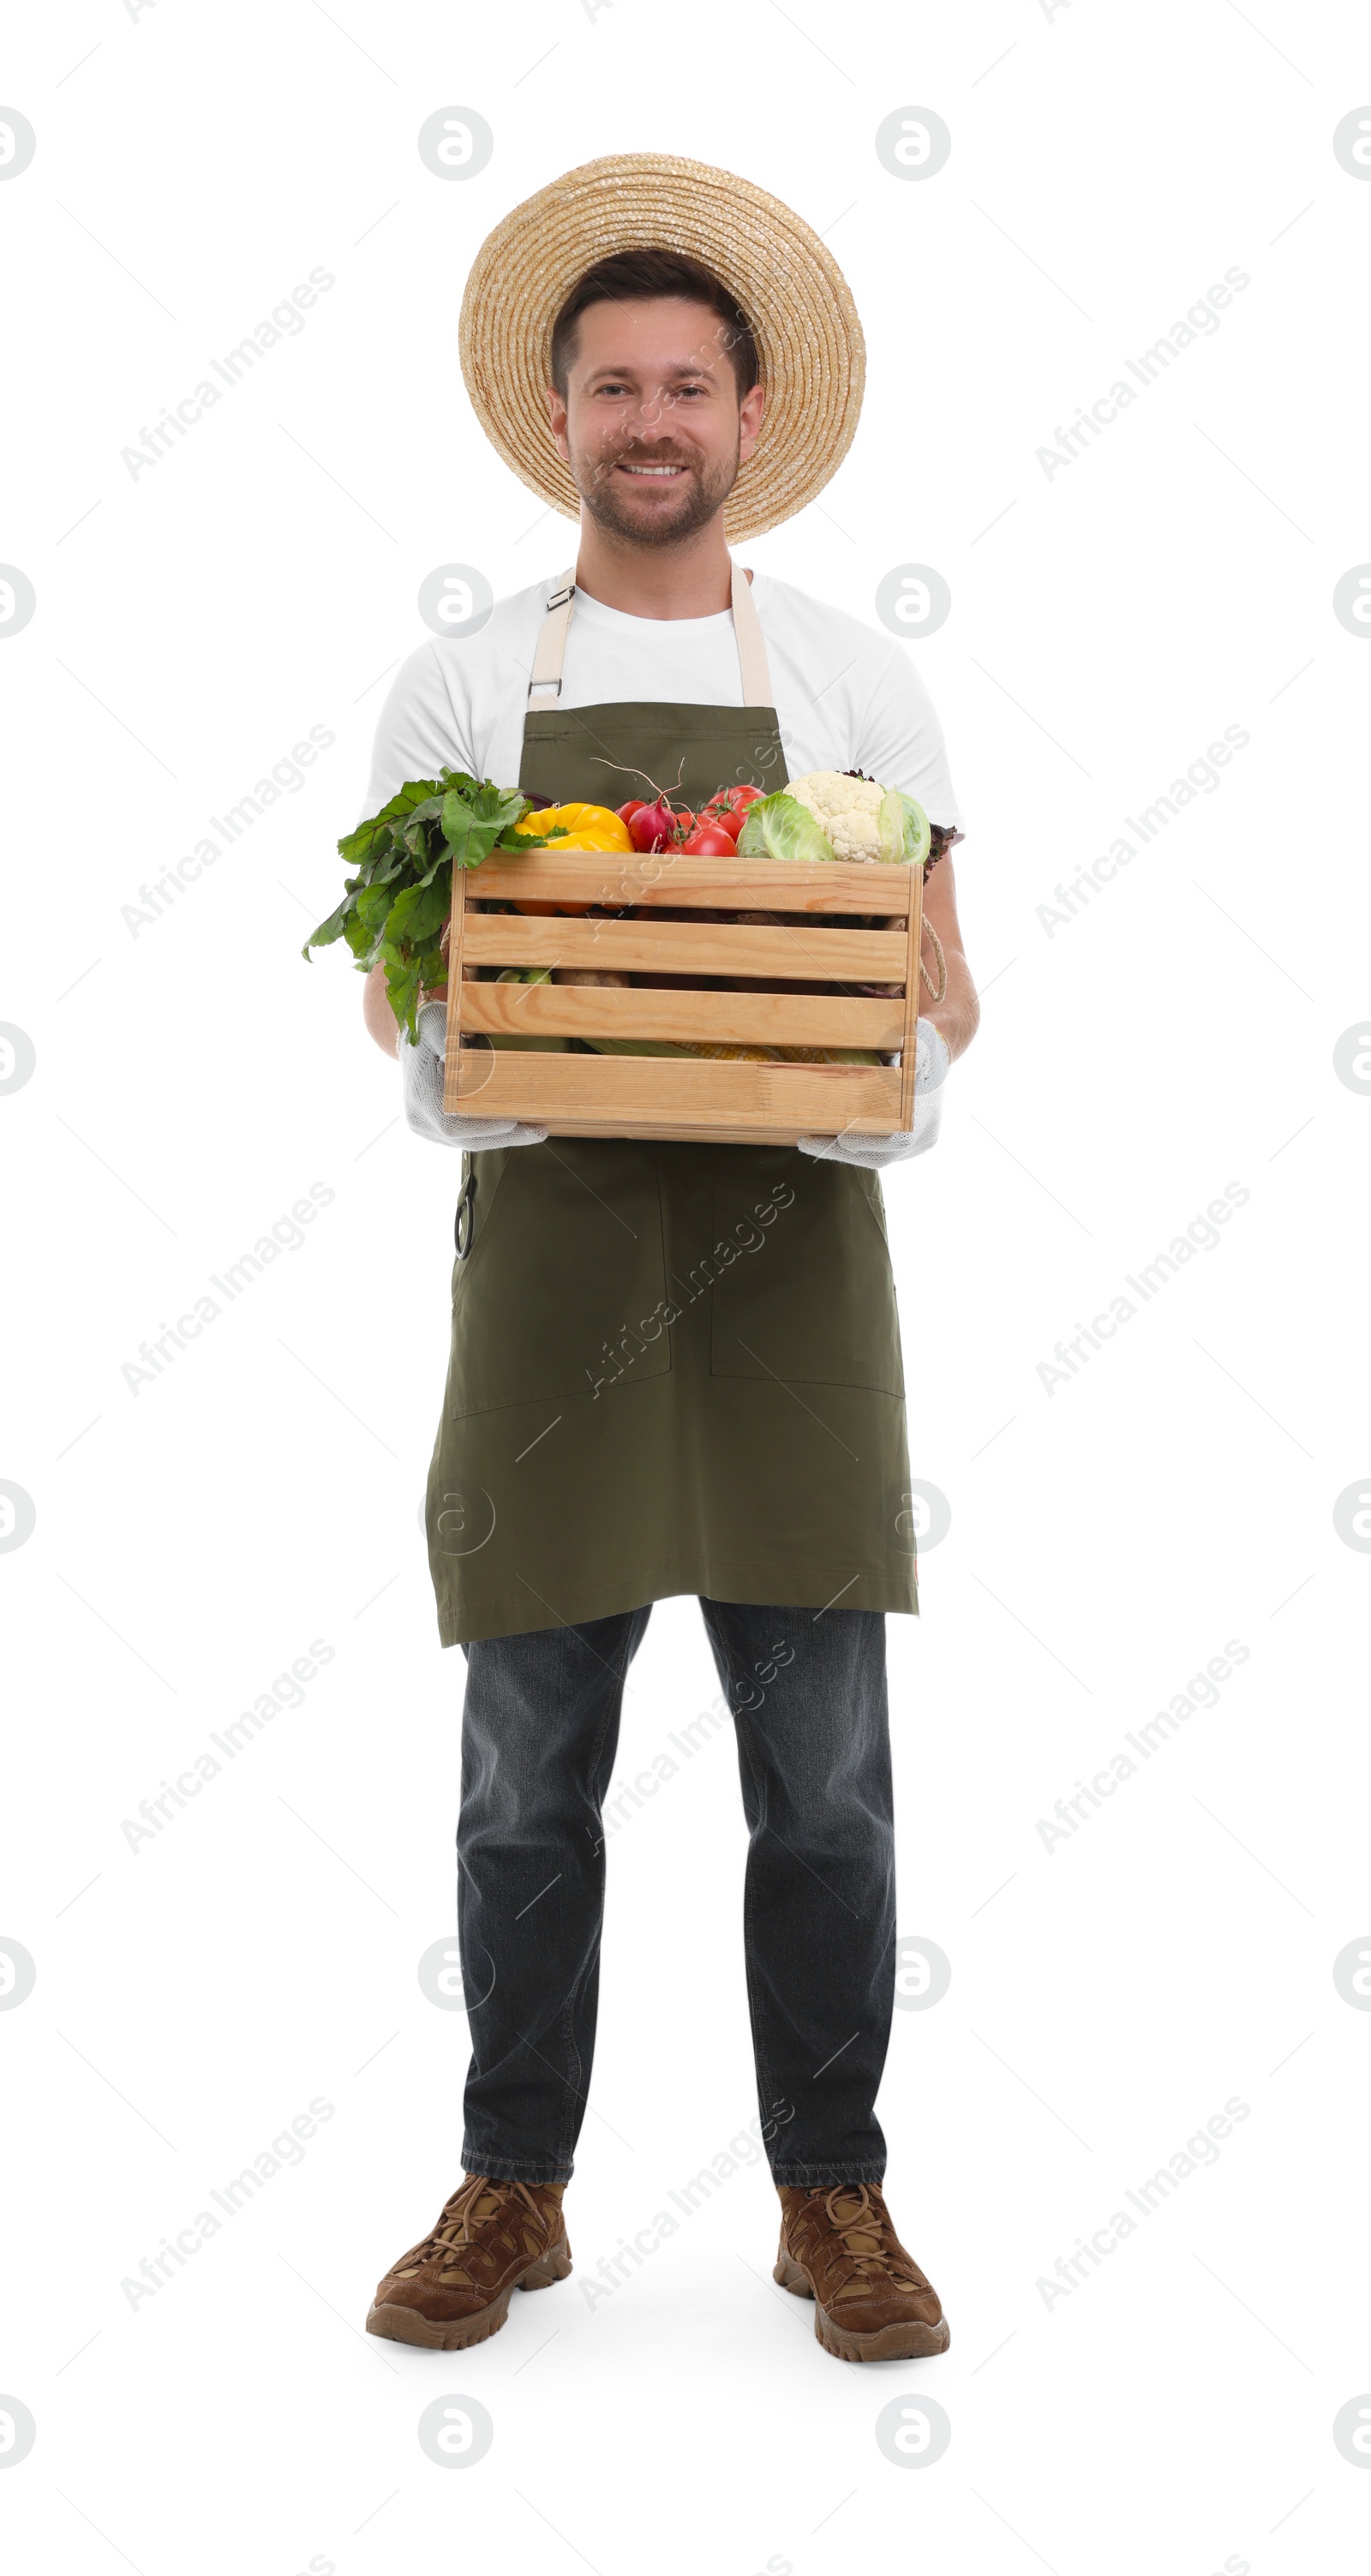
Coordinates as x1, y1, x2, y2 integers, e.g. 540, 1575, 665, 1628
458, 153, 865, 543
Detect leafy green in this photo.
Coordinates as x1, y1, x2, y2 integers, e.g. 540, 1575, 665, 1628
734, 790, 837, 865
302, 768, 566, 1039
880, 788, 931, 865
735, 778, 931, 866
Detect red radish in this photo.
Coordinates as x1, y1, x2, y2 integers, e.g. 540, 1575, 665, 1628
681, 822, 739, 855
629, 798, 675, 853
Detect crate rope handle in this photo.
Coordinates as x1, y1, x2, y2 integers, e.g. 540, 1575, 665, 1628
919, 918, 947, 1004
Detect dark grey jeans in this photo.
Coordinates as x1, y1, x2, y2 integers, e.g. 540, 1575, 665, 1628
456, 1599, 896, 2187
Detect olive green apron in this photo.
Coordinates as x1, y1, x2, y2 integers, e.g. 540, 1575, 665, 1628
424, 565, 919, 1645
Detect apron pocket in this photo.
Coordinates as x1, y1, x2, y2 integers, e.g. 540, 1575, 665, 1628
709, 1150, 905, 1397
447, 1142, 671, 1417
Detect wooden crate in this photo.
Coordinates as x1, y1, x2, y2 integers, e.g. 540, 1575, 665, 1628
442, 848, 925, 1146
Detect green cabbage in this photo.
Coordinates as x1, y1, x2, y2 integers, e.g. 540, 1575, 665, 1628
734, 790, 838, 864
879, 788, 931, 865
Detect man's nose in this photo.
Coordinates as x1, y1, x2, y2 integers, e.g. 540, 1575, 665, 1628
627, 390, 680, 434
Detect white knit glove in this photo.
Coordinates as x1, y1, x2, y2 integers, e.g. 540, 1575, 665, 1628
798, 1020, 950, 1171
398, 1001, 548, 1151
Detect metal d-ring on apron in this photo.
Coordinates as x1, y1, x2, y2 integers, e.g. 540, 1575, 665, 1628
455, 1163, 477, 1260
424, 558, 919, 1649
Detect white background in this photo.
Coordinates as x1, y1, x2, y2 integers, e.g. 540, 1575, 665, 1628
3, 3, 1369, 2570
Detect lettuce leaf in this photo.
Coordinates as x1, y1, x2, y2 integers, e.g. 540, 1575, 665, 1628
883, 788, 931, 866
734, 790, 837, 864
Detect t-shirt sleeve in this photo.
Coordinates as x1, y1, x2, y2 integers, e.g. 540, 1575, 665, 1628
853, 647, 965, 833
358, 641, 474, 822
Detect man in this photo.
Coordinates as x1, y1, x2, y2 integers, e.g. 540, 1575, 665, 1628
358, 155, 979, 2363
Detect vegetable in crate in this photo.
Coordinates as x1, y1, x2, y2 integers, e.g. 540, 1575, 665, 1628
302, 770, 570, 1040
626, 797, 686, 854
506, 801, 633, 913
488, 967, 572, 1052
512, 802, 633, 853
737, 772, 931, 866
691, 770, 931, 1060
620, 787, 761, 852
552, 772, 928, 1068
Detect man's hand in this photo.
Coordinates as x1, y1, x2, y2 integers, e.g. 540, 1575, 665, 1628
799, 1019, 949, 1170
799, 854, 979, 1171
399, 1002, 548, 1152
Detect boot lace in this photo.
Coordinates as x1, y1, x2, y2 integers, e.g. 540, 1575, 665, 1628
811, 2184, 925, 2297
398, 2174, 547, 2282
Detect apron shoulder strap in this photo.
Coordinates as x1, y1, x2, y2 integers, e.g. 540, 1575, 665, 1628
527, 568, 577, 706
728, 559, 775, 708
525, 558, 777, 710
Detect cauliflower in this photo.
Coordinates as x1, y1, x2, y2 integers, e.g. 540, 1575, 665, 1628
787, 769, 886, 861
787, 770, 931, 865
735, 776, 931, 867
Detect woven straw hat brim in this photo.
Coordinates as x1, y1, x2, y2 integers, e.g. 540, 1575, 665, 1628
458, 153, 865, 544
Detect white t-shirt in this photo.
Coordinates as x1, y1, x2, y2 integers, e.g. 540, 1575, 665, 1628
362, 571, 964, 830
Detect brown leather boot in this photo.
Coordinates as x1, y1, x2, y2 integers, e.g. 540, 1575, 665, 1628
366, 2174, 572, 2349
775, 2182, 950, 2362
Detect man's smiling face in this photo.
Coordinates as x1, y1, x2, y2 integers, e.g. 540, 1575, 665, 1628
548, 297, 765, 548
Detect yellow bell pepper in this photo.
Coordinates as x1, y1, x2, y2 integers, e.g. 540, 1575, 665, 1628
515, 801, 633, 853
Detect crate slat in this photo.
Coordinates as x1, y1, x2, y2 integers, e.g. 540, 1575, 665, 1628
540, 1123, 841, 1145
900, 885, 922, 1129
464, 850, 915, 914
460, 984, 904, 1048
449, 1051, 904, 1132
461, 915, 907, 980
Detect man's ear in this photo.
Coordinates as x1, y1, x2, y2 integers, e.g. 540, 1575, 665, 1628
546, 382, 570, 461
738, 380, 765, 467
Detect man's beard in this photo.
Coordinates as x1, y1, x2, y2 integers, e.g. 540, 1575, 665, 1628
573, 438, 739, 548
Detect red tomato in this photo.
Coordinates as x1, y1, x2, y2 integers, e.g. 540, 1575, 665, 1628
670, 808, 695, 841
698, 801, 744, 841
681, 823, 739, 855
616, 799, 645, 824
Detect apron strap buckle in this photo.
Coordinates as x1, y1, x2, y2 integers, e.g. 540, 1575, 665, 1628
528, 572, 578, 705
